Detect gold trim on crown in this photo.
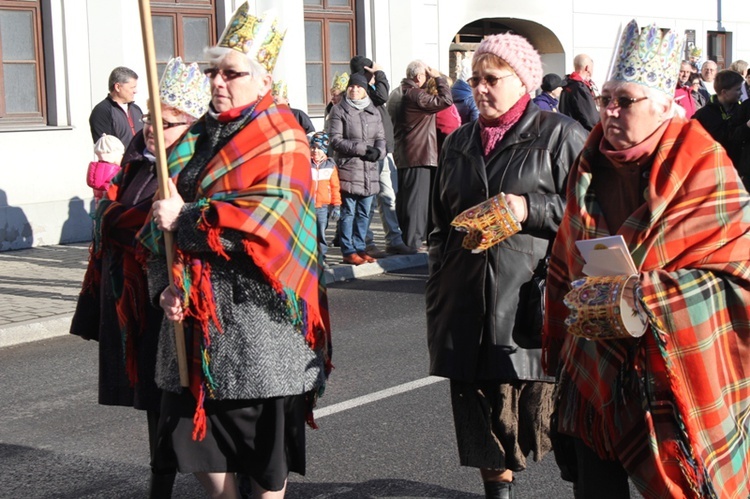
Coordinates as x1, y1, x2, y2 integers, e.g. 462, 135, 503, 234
608, 20, 683, 95
218, 2, 286, 73
159, 57, 211, 119
451, 193, 522, 253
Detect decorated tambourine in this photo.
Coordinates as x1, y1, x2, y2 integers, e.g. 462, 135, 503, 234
564, 274, 648, 340
451, 193, 522, 253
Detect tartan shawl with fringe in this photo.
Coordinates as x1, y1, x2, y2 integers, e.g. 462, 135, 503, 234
544, 119, 750, 498
76, 147, 154, 385
138, 93, 331, 438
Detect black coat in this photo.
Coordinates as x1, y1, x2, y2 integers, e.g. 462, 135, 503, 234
426, 104, 586, 381
88, 95, 143, 147
559, 78, 599, 131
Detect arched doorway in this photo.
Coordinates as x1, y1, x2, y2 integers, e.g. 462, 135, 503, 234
449, 18, 566, 84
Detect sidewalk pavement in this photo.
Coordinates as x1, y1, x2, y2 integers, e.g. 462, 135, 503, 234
0, 223, 426, 349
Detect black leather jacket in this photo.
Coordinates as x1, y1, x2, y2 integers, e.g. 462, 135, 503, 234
426, 103, 586, 381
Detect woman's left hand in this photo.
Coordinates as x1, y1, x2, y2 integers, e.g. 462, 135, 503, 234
152, 180, 184, 231
504, 193, 528, 223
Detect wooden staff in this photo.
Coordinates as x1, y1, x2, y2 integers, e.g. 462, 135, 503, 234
138, 0, 189, 387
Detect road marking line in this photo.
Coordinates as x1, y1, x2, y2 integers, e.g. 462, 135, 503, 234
315, 376, 446, 419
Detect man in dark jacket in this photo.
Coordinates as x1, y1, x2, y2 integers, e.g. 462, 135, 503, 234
392, 60, 452, 251
89, 66, 143, 147
693, 69, 746, 179
350, 55, 415, 255
559, 54, 600, 131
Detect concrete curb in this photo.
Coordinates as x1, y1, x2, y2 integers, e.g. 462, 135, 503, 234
0, 253, 427, 349
0, 315, 74, 349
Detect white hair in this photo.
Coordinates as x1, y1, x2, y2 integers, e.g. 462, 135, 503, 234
204, 46, 268, 78
604, 80, 683, 120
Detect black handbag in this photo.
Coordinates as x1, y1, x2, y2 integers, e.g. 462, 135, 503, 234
512, 257, 548, 349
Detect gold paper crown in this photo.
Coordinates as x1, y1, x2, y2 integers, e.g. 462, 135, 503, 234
608, 20, 683, 95
159, 57, 211, 119
331, 72, 349, 93
564, 275, 647, 340
217, 3, 286, 73
451, 193, 522, 253
690, 46, 702, 58
271, 80, 288, 100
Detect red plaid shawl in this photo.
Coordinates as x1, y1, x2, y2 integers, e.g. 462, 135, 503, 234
139, 93, 331, 437
545, 119, 750, 498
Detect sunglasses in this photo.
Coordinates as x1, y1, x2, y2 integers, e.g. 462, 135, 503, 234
467, 73, 515, 88
141, 115, 189, 129
594, 95, 649, 109
203, 67, 250, 81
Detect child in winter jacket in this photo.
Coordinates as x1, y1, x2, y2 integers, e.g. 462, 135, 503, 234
310, 132, 341, 268
87, 134, 124, 202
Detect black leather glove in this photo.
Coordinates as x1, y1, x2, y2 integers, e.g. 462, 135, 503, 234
361, 146, 380, 162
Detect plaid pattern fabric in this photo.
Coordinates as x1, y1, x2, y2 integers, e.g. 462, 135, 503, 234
138, 94, 331, 437
544, 119, 750, 498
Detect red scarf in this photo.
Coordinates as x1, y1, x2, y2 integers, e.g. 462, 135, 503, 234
479, 93, 530, 156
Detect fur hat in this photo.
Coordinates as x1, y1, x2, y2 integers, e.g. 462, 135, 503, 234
347, 72, 370, 89
350, 55, 373, 74
474, 33, 543, 92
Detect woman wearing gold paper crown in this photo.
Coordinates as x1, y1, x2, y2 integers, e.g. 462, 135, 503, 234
544, 20, 750, 498
141, 4, 330, 498
425, 32, 586, 498
70, 57, 210, 498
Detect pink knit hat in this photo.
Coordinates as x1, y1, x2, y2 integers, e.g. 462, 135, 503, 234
474, 33, 543, 92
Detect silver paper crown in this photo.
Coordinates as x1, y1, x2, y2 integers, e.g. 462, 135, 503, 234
159, 57, 211, 119
607, 20, 683, 94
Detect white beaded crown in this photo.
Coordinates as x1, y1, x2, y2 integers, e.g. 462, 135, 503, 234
159, 57, 210, 119
608, 20, 683, 95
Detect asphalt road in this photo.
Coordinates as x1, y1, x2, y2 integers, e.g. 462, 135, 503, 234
0, 267, 583, 498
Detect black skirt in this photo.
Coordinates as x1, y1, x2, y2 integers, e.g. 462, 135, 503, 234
153, 389, 306, 491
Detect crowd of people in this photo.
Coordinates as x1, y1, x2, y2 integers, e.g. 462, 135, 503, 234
72, 2, 750, 497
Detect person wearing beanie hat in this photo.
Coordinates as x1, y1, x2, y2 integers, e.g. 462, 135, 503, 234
349, 55, 373, 75
547, 20, 750, 497
426, 31, 586, 499
346, 55, 414, 256
558, 53, 600, 131
71, 58, 211, 498
532, 73, 565, 112
328, 66, 386, 265
308, 131, 341, 268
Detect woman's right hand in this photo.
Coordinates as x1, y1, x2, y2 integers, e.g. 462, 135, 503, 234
159, 285, 184, 322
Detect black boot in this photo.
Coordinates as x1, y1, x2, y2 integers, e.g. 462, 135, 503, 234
148, 471, 176, 499
484, 480, 514, 499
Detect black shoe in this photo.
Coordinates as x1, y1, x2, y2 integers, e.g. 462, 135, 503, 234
484, 481, 514, 499
385, 243, 417, 255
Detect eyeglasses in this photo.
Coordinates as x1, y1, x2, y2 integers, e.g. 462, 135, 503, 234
594, 95, 649, 109
141, 115, 189, 129
467, 73, 515, 88
203, 67, 250, 81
